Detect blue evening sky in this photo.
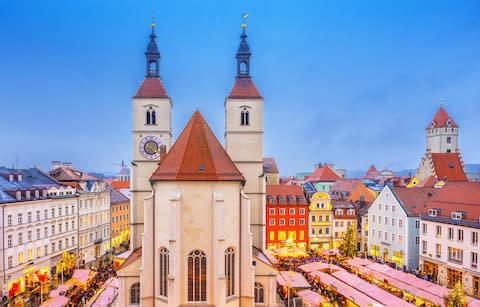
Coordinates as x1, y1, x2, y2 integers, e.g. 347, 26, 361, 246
1, 1, 479, 176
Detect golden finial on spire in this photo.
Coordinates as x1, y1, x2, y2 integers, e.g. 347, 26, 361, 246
151, 13, 156, 29
242, 13, 248, 30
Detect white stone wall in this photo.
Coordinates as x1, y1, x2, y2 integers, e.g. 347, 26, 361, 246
426, 127, 458, 153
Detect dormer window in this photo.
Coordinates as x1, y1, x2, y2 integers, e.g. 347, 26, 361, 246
428, 209, 440, 217
447, 119, 452, 127
451, 211, 464, 220
431, 121, 435, 129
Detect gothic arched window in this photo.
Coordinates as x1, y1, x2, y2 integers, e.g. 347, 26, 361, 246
130, 282, 140, 304
188, 250, 206, 302
240, 108, 250, 126
225, 247, 235, 297
254, 282, 264, 303
151, 110, 156, 125
146, 111, 151, 125
159, 247, 169, 298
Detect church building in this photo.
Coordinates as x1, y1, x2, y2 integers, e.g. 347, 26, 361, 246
117, 19, 279, 307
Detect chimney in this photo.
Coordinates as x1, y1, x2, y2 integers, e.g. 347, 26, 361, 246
62, 162, 72, 168
52, 161, 61, 170
159, 145, 167, 163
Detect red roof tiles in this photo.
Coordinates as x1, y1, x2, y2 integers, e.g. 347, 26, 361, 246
111, 181, 130, 189
427, 106, 458, 130
307, 165, 340, 182
266, 184, 307, 205
117, 247, 142, 271
430, 153, 467, 181
133, 77, 168, 98
363, 165, 380, 180
392, 187, 437, 217
227, 77, 262, 99
150, 111, 245, 182
263, 157, 279, 174
423, 182, 480, 223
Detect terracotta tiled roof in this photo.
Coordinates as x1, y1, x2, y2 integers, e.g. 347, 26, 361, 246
430, 153, 467, 181
227, 77, 262, 99
330, 179, 359, 194
363, 165, 380, 180
391, 187, 437, 217
307, 165, 340, 182
111, 181, 129, 189
426, 106, 458, 130
118, 247, 142, 271
416, 176, 437, 188
49, 166, 99, 182
263, 157, 279, 174
150, 111, 245, 182
133, 77, 168, 98
423, 181, 480, 223
266, 184, 307, 205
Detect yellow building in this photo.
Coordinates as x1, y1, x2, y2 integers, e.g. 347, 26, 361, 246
308, 192, 333, 250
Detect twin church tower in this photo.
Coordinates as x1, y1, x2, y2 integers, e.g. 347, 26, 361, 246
119, 19, 278, 306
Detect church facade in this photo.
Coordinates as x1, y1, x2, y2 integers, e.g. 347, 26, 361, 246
117, 21, 279, 307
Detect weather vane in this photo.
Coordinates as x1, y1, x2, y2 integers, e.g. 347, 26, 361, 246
151, 13, 156, 29
242, 13, 248, 30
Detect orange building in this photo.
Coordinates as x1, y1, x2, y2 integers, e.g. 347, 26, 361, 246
109, 186, 130, 252
266, 185, 309, 251
330, 179, 376, 203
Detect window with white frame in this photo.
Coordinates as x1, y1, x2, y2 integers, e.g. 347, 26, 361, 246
472, 231, 478, 245
472, 252, 478, 269
269, 219, 275, 226
458, 229, 464, 242
448, 247, 463, 264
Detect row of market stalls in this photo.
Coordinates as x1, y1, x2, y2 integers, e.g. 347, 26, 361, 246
298, 261, 414, 307
40, 269, 98, 306
86, 277, 119, 306
345, 258, 480, 307
276, 270, 330, 306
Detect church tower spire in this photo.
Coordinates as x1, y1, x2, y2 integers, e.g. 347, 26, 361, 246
145, 15, 160, 78
236, 14, 251, 78
225, 14, 266, 250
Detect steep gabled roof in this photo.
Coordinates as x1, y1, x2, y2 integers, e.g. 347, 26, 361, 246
307, 165, 340, 182
227, 77, 262, 99
133, 77, 168, 98
427, 106, 458, 130
363, 165, 381, 180
49, 166, 99, 182
391, 187, 437, 217
430, 153, 467, 182
150, 111, 245, 182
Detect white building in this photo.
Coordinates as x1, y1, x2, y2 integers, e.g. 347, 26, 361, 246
0, 167, 78, 299
420, 181, 480, 298
49, 162, 111, 267
368, 185, 436, 270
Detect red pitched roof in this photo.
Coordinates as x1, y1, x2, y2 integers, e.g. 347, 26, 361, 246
307, 165, 340, 182
423, 182, 480, 223
391, 187, 437, 216
117, 247, 142, 271
111, 181, 129, 189
150, 111, 245, 182
266, 184, 307, 205
427, 106, 458, 130
227, 77, 262, 99
416, 176, 437, 188
133, 77, 168, 98
363, 165, 380, 180
430, 153, 467, 181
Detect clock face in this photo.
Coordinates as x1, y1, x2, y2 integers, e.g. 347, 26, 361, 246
139, 136, 162, 160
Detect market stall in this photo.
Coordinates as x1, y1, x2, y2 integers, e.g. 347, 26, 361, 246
49, 284, 74, 298
310, 271, 383, 307
299, 262, 344, 274
40, 295, 69, 307
71, 269, 97, 289
297, 289, 330, 307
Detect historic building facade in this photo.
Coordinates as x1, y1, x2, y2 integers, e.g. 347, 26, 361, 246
308, 192, 333, 250
117, 21, 279, 307
0, 167, 78, 299
420, 182, 480, 297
